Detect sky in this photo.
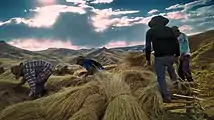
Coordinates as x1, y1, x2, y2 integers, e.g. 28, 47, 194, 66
0, 0, 214, 51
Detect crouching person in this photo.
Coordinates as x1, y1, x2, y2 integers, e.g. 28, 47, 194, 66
11, 60, 55, 100
76, 56, 105, 77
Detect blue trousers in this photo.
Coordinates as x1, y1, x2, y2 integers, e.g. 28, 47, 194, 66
154, 56, 177, 99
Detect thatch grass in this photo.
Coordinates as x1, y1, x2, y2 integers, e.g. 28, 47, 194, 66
120, 70, 165, 119
0, 101, 45, 120
0, 70, 167, 120
134, 84, 165, 118
0, 81, 28, 111
45, 81, 100, 120
69, 94, 106, 120
121, 70, 156, 92
99, 73, 149, 120
114, 52, 154, 72
103, 94, 149, 120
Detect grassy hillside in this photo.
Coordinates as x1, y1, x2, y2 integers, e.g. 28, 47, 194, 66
189, 30, 214, 97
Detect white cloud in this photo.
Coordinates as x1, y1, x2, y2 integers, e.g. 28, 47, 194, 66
66, 0, 86, 4
165, 11, 189, 20
166, 0, 212, 11
91, 8, 141, 32
8, 39, 81, 51
166, 4, 183, 10
148, 9, 159, 14
104, 41, 144, 48
0, 21, 3, 26
1, 5, 86, 28
91, 0, 114, 4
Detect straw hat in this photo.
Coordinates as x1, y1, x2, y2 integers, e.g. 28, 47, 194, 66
148, 16, 169, 28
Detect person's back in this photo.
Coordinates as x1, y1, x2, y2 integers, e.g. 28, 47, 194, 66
146, 26, 180, 57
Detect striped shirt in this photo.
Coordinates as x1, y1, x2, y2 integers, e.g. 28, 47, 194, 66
21, 60, 55, 96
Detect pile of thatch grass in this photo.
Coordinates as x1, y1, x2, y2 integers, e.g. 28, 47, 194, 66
0, 70, 167, 120
69, 94, 106, 120
119, 70, 165, 119
97, 73, 149, 120
46, 75, 85, 92
113, 51, 154, 72
0, 81, 29, 112
45, 81, 101, 120
134, 84, 165, 118
0, 101, 46, 120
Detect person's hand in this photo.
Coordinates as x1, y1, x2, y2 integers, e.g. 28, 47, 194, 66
179, 54, 184, 61
174, 57, 179, 65
13, 84, 22, 90
145, 60, 151, 67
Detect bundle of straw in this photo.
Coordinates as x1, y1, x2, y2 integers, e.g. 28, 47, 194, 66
134, 84, 165, 118
103, 94, 149, 120
121, 70, 156, 92
0, 102, 45, 120
45, 81, 100, 120
69, 94, 106, 120
100, 73, 149, 120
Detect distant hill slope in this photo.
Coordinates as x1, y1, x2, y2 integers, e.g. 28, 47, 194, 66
0, 41, 65, 67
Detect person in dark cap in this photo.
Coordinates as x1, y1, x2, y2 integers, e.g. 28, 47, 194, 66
76, 56, 105, 77
145, 15, 180, 103
11, 60, 55, 100
171, 26, 194, 82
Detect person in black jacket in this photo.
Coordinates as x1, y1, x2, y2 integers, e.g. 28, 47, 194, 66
145, 16, 180, 103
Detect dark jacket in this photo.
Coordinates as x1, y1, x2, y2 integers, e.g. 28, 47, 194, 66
81, 59, 104, 75
145, 26, 180, 61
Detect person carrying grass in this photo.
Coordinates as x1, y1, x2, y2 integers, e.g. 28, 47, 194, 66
11, 60, 55, 100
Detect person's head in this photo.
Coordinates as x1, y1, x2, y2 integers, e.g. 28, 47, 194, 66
11, 63, 23, 79
171, 26, 181, 37
148, 15, 169, 28
76, 56, 85, 65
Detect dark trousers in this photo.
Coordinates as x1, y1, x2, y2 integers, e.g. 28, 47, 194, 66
178, 55, 193, 82
154, 56, 177, 99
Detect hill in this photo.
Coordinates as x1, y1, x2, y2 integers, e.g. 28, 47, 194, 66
188, 30, 214, 97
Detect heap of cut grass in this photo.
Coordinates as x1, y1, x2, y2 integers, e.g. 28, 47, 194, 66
69, 94, 106, 120
134, 84, 165, 119
100, 73, 149, 120
120, 70, 164, 119
121, 70, 155, 92
114, 52, 154, 72
0, 101, 45, 120
45, 81, 101, 120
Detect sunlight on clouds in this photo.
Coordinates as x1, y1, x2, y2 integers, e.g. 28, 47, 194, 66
166, 11, 188, 20
38, 0, 56, 6
104, 41, 144, 48
91, 0, 114, 4
8, 39, 80, 51
66, 0, 86, 4
148, 9, 159, 14
2, 5, 86, 28
91, 8, 141, 32
179, 25, 192, 32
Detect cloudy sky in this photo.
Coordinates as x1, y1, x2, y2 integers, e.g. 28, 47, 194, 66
0, 0, 214, 51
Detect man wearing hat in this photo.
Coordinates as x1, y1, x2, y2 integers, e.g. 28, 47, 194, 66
172, 26, 194, 82
145, 15, 180, 102
11, 60, 55, 100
